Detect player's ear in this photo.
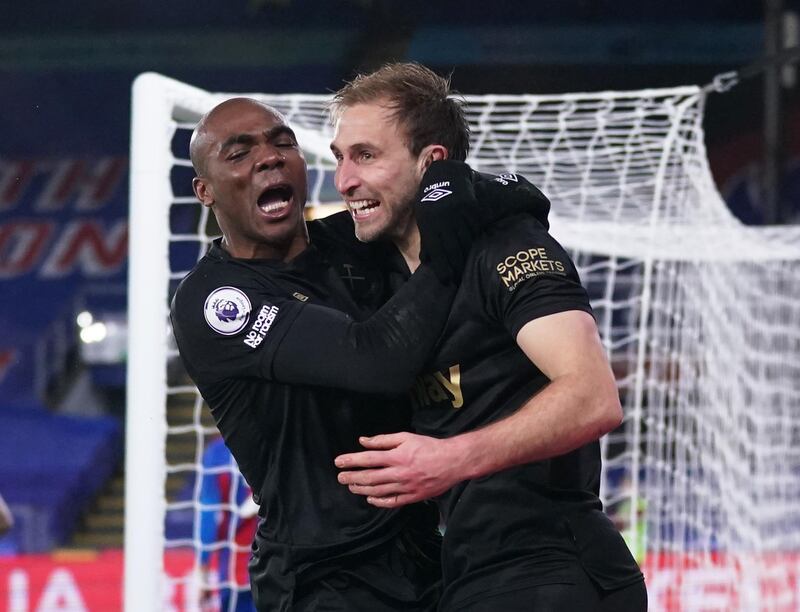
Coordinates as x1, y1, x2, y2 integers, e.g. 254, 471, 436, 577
417, 144, 448, 174
193, 176, 214, 207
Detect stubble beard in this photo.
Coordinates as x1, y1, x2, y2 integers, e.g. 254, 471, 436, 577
353, 221, 384, 243
353, 203, 416, 246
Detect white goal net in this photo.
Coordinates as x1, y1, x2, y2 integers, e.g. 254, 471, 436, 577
126, 72, 800, 611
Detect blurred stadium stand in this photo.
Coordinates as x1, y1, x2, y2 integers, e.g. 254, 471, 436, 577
0, 407, 120, 552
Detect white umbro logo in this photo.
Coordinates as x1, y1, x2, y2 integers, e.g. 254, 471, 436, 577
421, 188, 452, 202
494, 173, 519, 186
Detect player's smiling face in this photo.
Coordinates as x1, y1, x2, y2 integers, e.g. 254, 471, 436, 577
192, 99, 309, 259
331, 101, 426, 244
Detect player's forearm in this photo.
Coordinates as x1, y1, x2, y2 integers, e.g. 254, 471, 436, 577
333, 372, 620, 506
340, 263, 457, 392
448, 374, 621, 481
272, 264, 456, 394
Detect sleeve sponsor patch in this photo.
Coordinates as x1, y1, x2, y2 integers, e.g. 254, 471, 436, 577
242, 303, 280, 349
495, 246, 567, 292
204, 287, 252, 335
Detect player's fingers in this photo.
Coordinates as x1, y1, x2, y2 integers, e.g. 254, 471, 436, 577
366, 493, 417, 508
347, 482, 402, 497
335, 449, 394, 469
337, 467, 399, 486
357, 432, 407, 449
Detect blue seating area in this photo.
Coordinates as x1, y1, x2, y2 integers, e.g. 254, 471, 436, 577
0, 406, 121, 552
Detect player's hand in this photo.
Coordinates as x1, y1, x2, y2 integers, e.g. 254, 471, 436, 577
334, 431, 463, 507
414, 160, 482, 285
473, 171, 551, 229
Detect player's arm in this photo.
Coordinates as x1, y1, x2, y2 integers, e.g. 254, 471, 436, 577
335, 310, 621, 506
336, 221, 621, 505
173, 259, 456, 396
270, 263, 453, 393
173, 163, 484, 395
272, 163, 548, 391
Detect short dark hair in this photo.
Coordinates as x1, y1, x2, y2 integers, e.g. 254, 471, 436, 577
330, 62, 470, 162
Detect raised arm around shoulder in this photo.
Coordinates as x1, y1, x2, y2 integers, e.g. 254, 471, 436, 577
271, 264, 455, 394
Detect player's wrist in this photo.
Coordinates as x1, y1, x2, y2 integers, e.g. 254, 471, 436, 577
443, 432, 487, 482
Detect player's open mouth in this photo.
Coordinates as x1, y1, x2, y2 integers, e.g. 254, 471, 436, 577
347, 199, 380, 220
257, 185, 293, 218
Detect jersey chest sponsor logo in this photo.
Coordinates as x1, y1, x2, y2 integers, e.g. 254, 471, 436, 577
411, 364, 463, 410
243, 304, 280, 348
496, 247, 566, 291
204, 287, 251, 335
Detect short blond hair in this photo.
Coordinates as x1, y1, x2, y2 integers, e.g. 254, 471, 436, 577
330, 62, 470, 161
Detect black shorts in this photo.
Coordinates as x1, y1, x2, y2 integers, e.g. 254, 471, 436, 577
446, 565, 646, 612
289, 532, 441, 612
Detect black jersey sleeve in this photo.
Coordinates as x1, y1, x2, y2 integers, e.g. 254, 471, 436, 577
171, 261, 454, 395
474, 215, 594, 338
271, 264, 452, 393
170, 270, 306, 385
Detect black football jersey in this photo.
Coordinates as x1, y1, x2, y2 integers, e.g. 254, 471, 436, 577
396, 214, 643, 608
170, 214, 440, 608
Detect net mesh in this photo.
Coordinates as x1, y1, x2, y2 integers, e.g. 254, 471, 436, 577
140, 82, 800, 611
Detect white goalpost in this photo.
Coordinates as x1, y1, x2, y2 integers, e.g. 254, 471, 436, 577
127, 72, 800, 611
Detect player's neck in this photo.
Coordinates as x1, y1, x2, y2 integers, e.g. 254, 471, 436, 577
222, 228, 310, 262
394, 226, 421, 273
